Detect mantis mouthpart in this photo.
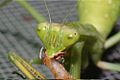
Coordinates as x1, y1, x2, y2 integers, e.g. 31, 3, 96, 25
1, 0, 120, 79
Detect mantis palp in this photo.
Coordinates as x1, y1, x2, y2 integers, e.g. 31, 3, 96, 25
1, 0, 120, 79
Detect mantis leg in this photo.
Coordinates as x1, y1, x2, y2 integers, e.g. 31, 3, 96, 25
97, 61, 120, 72
29, 57, 42, 65
65, 42, 84, 79
8, 52, 46, 79
104, 32, 120, 49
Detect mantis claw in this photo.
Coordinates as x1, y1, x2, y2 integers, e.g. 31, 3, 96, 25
39, 47, 46, 60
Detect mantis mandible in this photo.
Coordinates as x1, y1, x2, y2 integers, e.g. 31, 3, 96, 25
35, 0, 120, 79
1, 0, 120, 79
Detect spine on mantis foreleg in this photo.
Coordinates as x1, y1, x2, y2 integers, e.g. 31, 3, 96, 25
77, 0, 120, 39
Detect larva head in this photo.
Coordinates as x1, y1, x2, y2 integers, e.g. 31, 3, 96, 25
36, 22, 79, 57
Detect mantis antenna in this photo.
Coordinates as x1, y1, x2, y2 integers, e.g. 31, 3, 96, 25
43, 0, 53, 46
62, 4, 77, 24
62, 8, 72, 24
43, 0, 52, 26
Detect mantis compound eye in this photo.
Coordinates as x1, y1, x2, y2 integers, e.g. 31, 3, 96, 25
74, 32, 77, 35
68, 34, 73, 39
37, 26, 47, 31
37, 27, 41, 31
42, 26, 47, 30
68, 32, 77, 39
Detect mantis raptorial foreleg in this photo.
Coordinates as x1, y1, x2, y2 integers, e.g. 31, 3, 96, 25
8, 52, 46, 79
1, 0, 120, 79
66, 42, 84, 79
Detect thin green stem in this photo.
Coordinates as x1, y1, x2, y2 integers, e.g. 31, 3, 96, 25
0, 0, 12, 8
16, 0, 46, 23
104, 32, 120, 49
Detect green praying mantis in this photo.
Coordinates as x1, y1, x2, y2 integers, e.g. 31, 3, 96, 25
1, 0, 120, 79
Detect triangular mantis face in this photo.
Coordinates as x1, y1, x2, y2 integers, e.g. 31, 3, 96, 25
36, 22, 79, 57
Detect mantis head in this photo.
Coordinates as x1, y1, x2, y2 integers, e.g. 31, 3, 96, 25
36, 22, 79, 57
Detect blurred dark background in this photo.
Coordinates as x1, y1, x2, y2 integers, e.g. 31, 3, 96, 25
0, 0, 120, 79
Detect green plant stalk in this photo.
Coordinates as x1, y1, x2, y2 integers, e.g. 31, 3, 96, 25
16, 0, 46, 23
104, 31, 120, 49
0, 0, 12, 7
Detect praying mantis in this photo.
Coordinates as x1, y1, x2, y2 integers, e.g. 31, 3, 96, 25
1, 0, 120, 79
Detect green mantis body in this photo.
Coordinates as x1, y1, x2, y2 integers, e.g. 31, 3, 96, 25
1, 0, 120, 79
36, 0, 120, 79
36, 20, 104, 79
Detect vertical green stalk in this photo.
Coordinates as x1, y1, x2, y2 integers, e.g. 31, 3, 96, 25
69, 42, 84, 79
16, 0, 46, 23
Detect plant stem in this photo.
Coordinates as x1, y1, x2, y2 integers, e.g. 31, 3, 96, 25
0, 0, 12, 8
104, 31, 120, 49
16, 0, 46, 23
69, 42, 84, 79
